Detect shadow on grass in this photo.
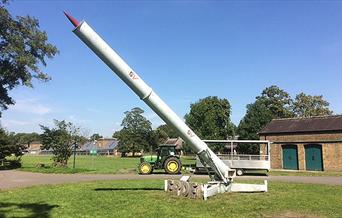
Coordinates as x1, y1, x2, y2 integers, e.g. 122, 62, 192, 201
20, 166, 92, 174
193, 171, 268, 177
149, 172, 181, 175
0, 202, 58, 218
244, 173, 268, 176
0, 160, 21, 171
94, 187, 163, 191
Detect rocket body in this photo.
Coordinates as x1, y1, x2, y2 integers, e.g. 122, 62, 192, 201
71, 20, 232, 183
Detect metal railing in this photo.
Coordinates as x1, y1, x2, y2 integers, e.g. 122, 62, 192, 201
217, 154, 269, 161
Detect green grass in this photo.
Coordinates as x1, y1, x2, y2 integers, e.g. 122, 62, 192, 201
17, 155, 342, 176
0, 180, 341, 217
19, 155, 140, 174
269, 170, 342, 177
19, 155, 197, 174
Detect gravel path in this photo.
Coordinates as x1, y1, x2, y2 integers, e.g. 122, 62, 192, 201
1, 170, 341, 191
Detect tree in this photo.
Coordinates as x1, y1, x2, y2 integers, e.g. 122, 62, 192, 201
237, 100, 273, 154
153, 124, 180, 147
113, 107, 153, 156
237, 85, 293, 154
40, 120, 80, 167
12, 132, 40, 148
256, 85, 293, 118
152, 128, 168, 145
185, 96, 235, 152
90, 133, 102, 141
156, 124, 179, 139
0, 128, 25, 167
292, 93, 333, 118
0, 127, 12, 160
0, 2, 58, 114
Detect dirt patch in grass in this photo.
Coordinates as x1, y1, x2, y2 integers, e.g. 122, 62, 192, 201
263, 211, 322, 218
117, 168, 136, 174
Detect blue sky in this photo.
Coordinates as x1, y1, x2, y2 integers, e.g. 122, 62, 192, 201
2, 1, 342, 137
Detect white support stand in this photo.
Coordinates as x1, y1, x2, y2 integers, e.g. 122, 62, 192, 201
166, 177, 268, 200
230, 180, 268, 193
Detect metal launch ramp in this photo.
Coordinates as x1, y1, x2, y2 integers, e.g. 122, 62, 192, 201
65, 12, 268, 200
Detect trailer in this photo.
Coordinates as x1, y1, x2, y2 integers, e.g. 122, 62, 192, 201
196, 140, 271, 176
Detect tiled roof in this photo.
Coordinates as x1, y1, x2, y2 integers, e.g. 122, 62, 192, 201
163, 137, 183, 149
259, 115, 342, 134
79, 139, 118, 151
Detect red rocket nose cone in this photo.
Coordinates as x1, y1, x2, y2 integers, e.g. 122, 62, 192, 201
64, 11, 79, 27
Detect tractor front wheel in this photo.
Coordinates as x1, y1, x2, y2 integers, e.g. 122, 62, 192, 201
164, 157, 181, 174
138, 162, 153, 174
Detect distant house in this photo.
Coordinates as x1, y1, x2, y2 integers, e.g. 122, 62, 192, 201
27, 141, 52, 154
27, 141, 42, 154
95, 138, 119, 155
163, 137, 184, 155
79, 138, 119, 155
78, 141, 96, 155
26, 138, 119, 156
259, 115, 342, 172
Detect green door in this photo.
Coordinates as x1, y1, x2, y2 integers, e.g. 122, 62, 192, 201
305, 144, 323, 171
282, 145, 298, 170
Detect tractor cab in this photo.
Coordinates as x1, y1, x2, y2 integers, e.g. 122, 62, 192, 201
156, 144, 177, 161
138, 144, 181, 175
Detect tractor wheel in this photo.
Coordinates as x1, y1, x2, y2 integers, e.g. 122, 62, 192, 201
138, 162, 153, 174
164, 157, 181, 174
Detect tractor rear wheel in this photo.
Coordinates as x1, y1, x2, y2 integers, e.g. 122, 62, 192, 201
164, 157, 181, 174
138, 162, 153, 174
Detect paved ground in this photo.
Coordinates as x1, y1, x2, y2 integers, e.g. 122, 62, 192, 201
0, 170, 341, 191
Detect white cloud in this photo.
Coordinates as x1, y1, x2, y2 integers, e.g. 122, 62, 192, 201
10, 99, 51, 115
1, 119, 31, 128
68, 115, 91, 126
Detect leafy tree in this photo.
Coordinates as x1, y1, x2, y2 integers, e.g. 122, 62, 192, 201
156, 124, 179, 139
256, 85, 293, 118
152, 128, 168, 145
237, 86, 334, 154
0, 1, 58, 114
0, 127, 12, 160
153, 124, 180, 149
113, 107, 153, 156
237, 100, 273, 154
292, 93, 333, 117
90, 133, 102, 141
0, 128, 25, 167
12, 132, 40, 148
237, 85, 293, 154
185, 96, 235, 153
40, 120, 80, 167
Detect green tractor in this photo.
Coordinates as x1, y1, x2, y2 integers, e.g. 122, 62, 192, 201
138, 144, 182, 174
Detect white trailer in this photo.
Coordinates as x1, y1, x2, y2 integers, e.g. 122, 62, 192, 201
196, 140, 271, 176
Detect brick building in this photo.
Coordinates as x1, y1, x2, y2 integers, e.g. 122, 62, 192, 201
259, 115, 342, 172
27, 141, 43, 154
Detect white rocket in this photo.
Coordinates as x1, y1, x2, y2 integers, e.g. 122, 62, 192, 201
64, 12, 234, 183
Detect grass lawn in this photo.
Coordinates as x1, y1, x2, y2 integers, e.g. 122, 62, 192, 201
18, 155, 342, 177
19, 155, 140, 174
269, 170, 342, 177
0, 180, 341, 217
18, 155, 197, 174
